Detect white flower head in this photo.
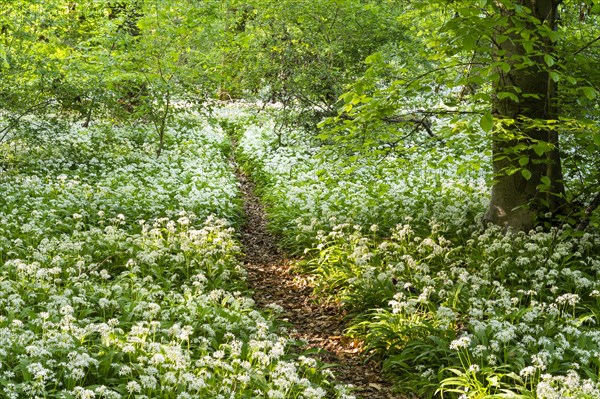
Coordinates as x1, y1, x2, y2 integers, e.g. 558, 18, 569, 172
450, 335, 472, 351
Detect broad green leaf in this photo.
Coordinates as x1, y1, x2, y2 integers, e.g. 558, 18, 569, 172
480, 111, 494, 133
593, 132, 600, 147
582, 87, 596, 100
532, 142, 551, 157
540, 176, 551, 186
488, 72, 501, 82
463, 35, 477, 51
339, 92, 354, 103
521, 169, 532, 180
497, 92, 519, 102
549, 71, 560, 82
548, 30, 561, 42
544, 54, 555, 67
518, 157, 529, 166
365, 52, 382, 64
522, 93, 542, 99
496, 34, 509, 44
499, 62, 511, 73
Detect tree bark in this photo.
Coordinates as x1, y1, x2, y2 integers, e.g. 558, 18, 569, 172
484, 0, 565, 230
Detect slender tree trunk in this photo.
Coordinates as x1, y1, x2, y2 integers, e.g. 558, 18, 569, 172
484, 0, 565, 230
544, 1, 566, 214
156, 92, 170, 158
82, 98, 94, 128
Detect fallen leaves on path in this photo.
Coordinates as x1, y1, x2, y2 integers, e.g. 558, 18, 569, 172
237, 169, 409, 399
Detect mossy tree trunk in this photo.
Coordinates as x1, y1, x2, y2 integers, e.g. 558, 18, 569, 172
484, 0, 565, 230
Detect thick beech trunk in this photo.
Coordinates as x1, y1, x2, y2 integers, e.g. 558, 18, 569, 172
484, 0, 565, 230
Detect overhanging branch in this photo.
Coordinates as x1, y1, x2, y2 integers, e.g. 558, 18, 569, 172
572, 34, 600, 57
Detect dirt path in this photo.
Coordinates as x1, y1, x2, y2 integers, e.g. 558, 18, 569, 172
237, 169, 401, 399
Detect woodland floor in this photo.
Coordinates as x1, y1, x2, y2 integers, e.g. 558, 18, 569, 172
236, 167, 408, 399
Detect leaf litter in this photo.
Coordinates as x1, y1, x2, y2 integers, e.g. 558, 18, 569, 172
237, 168, 412, 399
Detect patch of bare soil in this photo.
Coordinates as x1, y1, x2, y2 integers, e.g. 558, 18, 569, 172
237, 169, 408, 399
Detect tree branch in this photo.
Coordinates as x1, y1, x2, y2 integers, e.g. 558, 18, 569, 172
576, 191, 600, 231
403, 62, 486, 89
382, 115, 445, 142
572, 34, 600, 57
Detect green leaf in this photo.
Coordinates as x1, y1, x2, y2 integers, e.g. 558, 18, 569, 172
497, 92, 519, 102
496, 34, 509, 44
518, 157, 529, 166
339, 92, 354, 103
532, 142, 551, 157
549, 71, 560, 82
521, 169, 532, 180
463, 35, 477, 51
540, 176, 551, 186
365, 52, 382, 65
593, 132, 600, 147
548, 30, 561, 42
480, 111, 494, 133
544, 54, 555, 67
582, 87, 596, 100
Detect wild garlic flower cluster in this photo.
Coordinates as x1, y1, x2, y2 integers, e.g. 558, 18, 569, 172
232, 112, 600, 397
236, 117, 490, 252
307, 217, 600, 396
0, 115, 353, 398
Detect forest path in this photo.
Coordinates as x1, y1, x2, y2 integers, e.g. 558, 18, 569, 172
236, 167, 402, 399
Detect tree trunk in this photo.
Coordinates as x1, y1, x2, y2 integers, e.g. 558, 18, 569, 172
484, 0, 565, 230
156, 91, 170, 158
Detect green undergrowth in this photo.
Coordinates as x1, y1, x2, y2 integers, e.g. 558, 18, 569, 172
226, 107, 600, 398
0, 113, 353, 399
230, 109, 489, 253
